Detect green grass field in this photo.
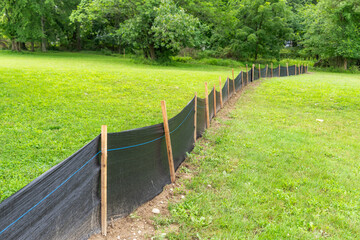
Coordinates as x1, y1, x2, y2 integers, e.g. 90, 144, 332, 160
0, 51, 235, 202
155, 72, 360, 239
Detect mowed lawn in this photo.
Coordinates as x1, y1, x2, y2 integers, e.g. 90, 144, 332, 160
159, 72, 360, 239
0, 51, 234, 202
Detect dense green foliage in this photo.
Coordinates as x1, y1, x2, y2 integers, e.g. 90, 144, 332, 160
154, 72, 360, 238
1, 0, 359, 65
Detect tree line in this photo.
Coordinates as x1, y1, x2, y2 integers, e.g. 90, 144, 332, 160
0, 0, 359, 68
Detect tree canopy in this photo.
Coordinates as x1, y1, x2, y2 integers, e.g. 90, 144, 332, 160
1, 0, 359, 68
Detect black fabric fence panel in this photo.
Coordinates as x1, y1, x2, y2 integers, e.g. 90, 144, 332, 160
273, 66, 280, 77
253, 68, 260, 81
222, 79, 229, 103
168, 98, 195, 170
289, 65, 296, 76
196, 97, 206, 138
0, 137, 101, 240
280, 66, 288, 76
208, 88, 215, 121
247, 70, 252, 83
229, 79, 235, 97
216, 90, 221, 112
261, 67, 267, 78
235, 72, 243, 91
106, 123, 169, 219
106, 98, 195, 219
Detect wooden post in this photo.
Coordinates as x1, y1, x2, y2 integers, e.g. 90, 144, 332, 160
298, 64, 300, 74
252, 64, 255, 82
232, 69, 235, 93
219, 77, 223, 108
306, 64, 308, 73
213, 86, 216, 117
271, 63, 273, 78
278, 64, 281, 77
286, 63, 289, 76
123, 48, 125, 58
258, 64, 261, 79
194, 93, 197, 143
266, 64, 268, 78
161, 101, 176, 183
101, 125, 108, 236
295, 63, 297, 75
246, 64, 249, 84
227, 77, 230, 96
205, 82, 210, 128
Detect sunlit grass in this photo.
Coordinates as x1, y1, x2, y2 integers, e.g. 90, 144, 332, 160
159, 72, 360, 239
0, 51, 235, 201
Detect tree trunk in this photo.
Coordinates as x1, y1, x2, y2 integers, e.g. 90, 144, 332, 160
31, 42, 35, 52
11, 39, 18, 51
41, 17, 47, 52
344, 58, 348, 70
149, 44, 156, 60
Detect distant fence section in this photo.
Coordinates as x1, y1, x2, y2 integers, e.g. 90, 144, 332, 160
0, 64, 308, 240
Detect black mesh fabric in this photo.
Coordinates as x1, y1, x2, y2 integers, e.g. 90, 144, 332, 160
208, 89, 215, 120
289, 65, 296, 76
253, 68, 259, 81
235, 72, 243, 91
107, 124, 169, 219
0, 137, 101, 240
107, 98, 195, 219
273, 66, 280, 77
229, 79, 235, 97
247, 70, 252, 83
222, 79, 229, 103
280, 66, 288, 77
196, 97, 206, 138
169, 98, 195, 169
261, 67, 267, 78
216, 91, 221, 112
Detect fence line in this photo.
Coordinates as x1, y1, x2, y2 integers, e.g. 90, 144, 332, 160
0, 64, 308, 240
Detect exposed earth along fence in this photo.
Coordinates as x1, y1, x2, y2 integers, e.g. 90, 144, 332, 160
0, 64, 308, 240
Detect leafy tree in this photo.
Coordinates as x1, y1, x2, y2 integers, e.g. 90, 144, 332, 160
302, 0, 360, 69
229, 0, 293, 60
117, 0, 204, 60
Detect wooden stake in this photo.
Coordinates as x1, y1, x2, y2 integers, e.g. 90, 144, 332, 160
286, 63, 289, 76
295, 63, 297, 75
213, 86, 216, 117
271, 63, 273, 78
278, 64, 281, 77
161, 101, 175, 183
252, 64, 255, 82
101, 125, 108, 236
219, 77, 223, 108
241, 70, 243, 86
194, 93, 197, 143
123, 48, 125, 58
205, 82, 210, 128
246, 64, 249, 84
258, 64, 261, 79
